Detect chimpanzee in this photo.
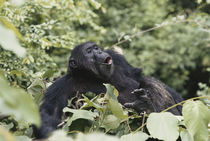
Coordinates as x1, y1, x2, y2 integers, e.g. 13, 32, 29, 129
34, 42, 183, 138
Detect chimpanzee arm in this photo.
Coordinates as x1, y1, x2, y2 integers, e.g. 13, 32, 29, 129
34, 74, 74, 138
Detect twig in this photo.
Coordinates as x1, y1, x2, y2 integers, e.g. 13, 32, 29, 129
111, 18, 209, 47
111, 24, 169, 47
126, 119, 132, 132
140, 111, 146, 132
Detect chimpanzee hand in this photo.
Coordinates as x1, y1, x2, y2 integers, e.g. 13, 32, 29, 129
124, 88, 154, 113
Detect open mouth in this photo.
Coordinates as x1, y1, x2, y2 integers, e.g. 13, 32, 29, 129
102, 56, 112, 65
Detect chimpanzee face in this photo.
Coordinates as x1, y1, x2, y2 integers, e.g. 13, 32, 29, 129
82, 43, 112, 65
68, 42, 114, 79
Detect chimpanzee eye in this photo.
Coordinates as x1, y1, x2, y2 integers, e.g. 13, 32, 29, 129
87, 48, 92, 53
94, 46, 98, 50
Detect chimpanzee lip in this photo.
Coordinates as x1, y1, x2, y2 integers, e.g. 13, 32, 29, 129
102, 56, 112, 65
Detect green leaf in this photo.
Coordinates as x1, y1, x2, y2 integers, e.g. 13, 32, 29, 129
88, 0, 101, 9
16, 136, 31, 141
10, 0, 25, 6
48, 130, 73, 141
0, 24, 25, 57
42, 69, 55, 79
0, 123, 14, 131
105, 84, 128, 120
120, 132, 149, 141
63, 108, 98, 128
183, 101, 210, 141
10, 70, 25, 77
0, 73, 40, 126
108, 98, 128, 120
0, 0, 5, 8
102, 115, 120, 131
105, 84, 118, 100
0, 126, 15, 141
75, 132, 119, 141
197, 0, 202, 4
83, 95, 105, 112
0, 17, 24, 41
180, 128, 194, 141
27, 78, 45, 95
146, 112, 179, 141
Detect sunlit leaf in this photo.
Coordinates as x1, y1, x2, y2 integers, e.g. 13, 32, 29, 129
10, 0, 25, 6
180, 128, 194, 141
146, 112, 179, 141
0, 73, 40, 126
27, 78, 45, 95
63, 108, 98, 129
120, 132, 149, 141
0, 24, 25, 57
82, 95, 105, 112
75, 133, 119, 141
108, 98, 128, 120
0, 0, 5, 7
105, 84, 128, 120
88, 0, 101, 9
48, 130, 73, 141
104, 84, 117, 100
0, 123, 14, 131
0, 126, 15, 141
183, 101, 210, 141
102, 115, 120, 131
197, 0, 202, 4
10, 70, 25, 77
0, 17, 24, 41
42, 69, 55, 79
16, 136, 31, 141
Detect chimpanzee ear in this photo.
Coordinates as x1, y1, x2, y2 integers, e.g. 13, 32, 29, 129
69, 58, 77, 69
68, 58, 78, 75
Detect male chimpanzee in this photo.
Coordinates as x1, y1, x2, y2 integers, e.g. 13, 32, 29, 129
34, 42, 183, 138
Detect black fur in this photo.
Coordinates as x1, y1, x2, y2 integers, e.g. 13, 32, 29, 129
34, 42, 183, 138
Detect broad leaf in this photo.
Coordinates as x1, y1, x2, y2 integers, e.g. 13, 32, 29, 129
42, 69, 55, 79
0, 126, 15, 141
27, 78, 46, 95
82, 95, 106, 112
63, 108, 98, 128
10, 0, 25, 6
108, 98, 128, 120
105, 84, 118, 100
183, 101, 210, 141
75, 132, 119, 141
0, 18, 25, 57
180, 128, 194, 141
16, 136, 31, 141
146, 112, 179, 141
102, 115, 120, 131
0, 73, 40, 126
120, 132, 149, 141
105, 84, 128, 120
48, 130, 73, 141
88, 0, 101, 9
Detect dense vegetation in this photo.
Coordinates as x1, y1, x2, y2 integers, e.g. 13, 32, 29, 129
0, 0, 209, 141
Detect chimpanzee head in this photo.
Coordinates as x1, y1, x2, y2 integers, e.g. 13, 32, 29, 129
68, 42, 114, 79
